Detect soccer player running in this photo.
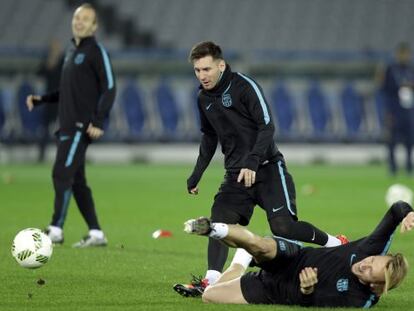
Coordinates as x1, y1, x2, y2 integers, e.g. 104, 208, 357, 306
173, 41, 347, 297
184, 200, 413, 307
26, 3, 116, 247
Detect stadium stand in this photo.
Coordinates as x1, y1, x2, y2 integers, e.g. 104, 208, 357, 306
17, 80, 44, 141
2, 0, 413, 52
1, 0, 414, 146
374, 89, 387, 133
95, 0, 414, 52
0, 90, 5, 138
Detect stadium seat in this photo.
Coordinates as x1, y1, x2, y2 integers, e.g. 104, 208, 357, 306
0, 90, 5, 137
183, 84, 202, 142
154, 78, 181, 141
270, 82, 296, 139
17, 80, 44, 141
306, 81, 331, 139
192, 85, 201, 128
374, 89, 386, 132
340, 83, 364, 137
120, 79, 146, 140
3, 0, 414, 53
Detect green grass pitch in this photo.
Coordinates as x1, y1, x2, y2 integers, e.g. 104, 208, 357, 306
0, 163, 413, 310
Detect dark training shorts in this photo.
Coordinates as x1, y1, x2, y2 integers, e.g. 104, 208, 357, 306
240, 237, 303, 304
211, 160, 298, 225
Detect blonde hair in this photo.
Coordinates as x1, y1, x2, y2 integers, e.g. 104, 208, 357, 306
383, 253, 409, 295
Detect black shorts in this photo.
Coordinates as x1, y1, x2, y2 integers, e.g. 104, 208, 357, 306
240, 237, 303, 304
211, 160, 297, 225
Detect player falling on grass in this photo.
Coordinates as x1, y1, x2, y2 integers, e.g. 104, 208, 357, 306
184, 200, 412, 307
26, 3, 115, 247
173, 41, 348, 297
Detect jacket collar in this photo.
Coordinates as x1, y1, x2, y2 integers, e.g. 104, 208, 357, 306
71, 36, 96, 48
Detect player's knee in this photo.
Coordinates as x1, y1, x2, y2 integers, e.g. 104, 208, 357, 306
52, 172, 72, 189
269, 217, 293, 237
270, 224, 289, 237
72, 181, 89, 191
52, 167, 71, 182
247, 236, 275, 261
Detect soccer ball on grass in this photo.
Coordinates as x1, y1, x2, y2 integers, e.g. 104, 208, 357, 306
11, 228, 53, 269
385, 184, 413, 207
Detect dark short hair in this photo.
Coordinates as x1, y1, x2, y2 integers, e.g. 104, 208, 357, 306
189, 41, 223, 63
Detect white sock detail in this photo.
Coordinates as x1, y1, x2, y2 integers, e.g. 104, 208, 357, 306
231, 248, 253, 269
49, 225, 63, 236
208, 223, 229, 239
205, 270, 221, 285
89, 229, 104, 239
324, 234, 341, 247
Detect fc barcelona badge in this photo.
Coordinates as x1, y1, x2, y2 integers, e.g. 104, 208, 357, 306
74, 53, 85, 65
222, 93, 232, 107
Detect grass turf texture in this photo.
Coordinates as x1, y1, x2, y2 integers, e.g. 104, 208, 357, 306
0, 163, 413, 311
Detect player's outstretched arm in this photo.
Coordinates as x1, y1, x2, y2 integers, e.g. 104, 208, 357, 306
360, 201, 413, 255
26, 92, 59, 111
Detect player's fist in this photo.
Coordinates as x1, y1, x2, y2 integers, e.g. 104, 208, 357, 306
87, 123, 104, 140
26, 95, 41, 111
299, 267, 318, 295
400, 211, 414, 233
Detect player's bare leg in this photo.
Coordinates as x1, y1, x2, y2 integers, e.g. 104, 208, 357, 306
202, 270, 247, 304
184, 217, 277, 263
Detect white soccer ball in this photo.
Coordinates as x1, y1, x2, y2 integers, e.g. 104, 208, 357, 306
11, 228, 53, 269
385, 184, 413, 207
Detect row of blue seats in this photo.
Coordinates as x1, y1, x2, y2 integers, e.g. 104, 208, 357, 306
0, 78, 386, 143
273, 81, 385, 141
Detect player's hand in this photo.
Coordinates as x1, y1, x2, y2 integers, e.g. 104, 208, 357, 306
26, 95, 41, 111
237, 168, 256, 187
400, 211, 414, 233
87, 123, 104, 140
187, 175, 200, 195
299, 267, 318, 295
188, 187, 199, 195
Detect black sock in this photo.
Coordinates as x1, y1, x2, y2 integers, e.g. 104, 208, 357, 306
207, 238, 228, 272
